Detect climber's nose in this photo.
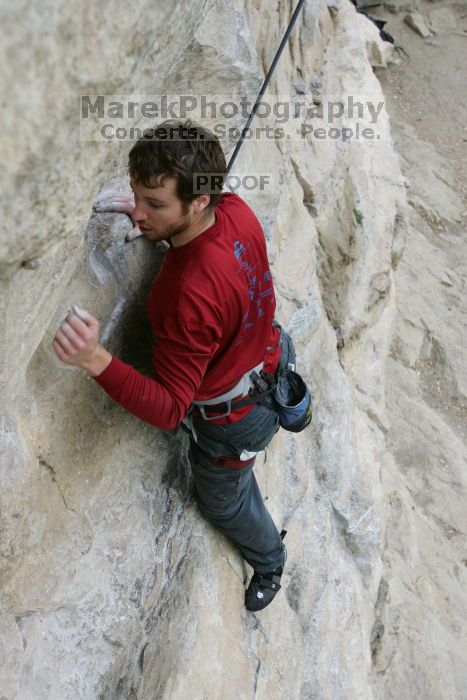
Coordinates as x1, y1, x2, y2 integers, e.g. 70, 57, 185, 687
133, 200, 149, 225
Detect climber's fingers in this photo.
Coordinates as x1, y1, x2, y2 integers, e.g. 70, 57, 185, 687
92, 194, 135, 214
52, 336, 69, 361
66, 308, 98, 336
58, 317, 85, 348
53, 328, 73, 353
70, 305, 99, 330
126, 225, 144, 242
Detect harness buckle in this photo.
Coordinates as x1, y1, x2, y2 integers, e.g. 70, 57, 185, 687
197, 398, 233, 421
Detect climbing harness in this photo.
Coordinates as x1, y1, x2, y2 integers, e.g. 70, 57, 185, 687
191, 361, 266, 420
192, 363, 312, 433
189, 321, 313, 433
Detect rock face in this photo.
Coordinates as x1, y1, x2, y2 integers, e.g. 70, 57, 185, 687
0, 0, 465, 699
404, 12, 432, 38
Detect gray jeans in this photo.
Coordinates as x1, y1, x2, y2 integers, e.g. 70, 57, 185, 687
182, 322, 295, 574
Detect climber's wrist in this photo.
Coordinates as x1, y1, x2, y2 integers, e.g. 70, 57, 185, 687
81, 345, 113, 377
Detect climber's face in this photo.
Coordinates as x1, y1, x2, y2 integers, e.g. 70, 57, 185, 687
130, 176, 212, 245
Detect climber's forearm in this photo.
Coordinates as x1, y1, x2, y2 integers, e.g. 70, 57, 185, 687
91, 354, 187, 430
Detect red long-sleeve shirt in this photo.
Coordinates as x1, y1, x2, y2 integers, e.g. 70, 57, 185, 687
93, 192, 281, 430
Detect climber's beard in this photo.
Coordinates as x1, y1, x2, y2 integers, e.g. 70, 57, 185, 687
140, 204, 214, 247
159, 209, 195, 242
137, 201, 189, 240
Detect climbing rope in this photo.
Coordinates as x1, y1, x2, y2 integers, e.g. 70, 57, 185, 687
226, 0, 306, 174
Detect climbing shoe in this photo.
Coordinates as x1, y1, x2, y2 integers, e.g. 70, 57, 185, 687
245, 529, 287, 612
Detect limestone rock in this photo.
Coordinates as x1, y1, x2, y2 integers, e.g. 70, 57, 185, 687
428, 7, 457, 34
0, 0, 465, 698
355, 11, 399, 67
404, 12, 433, 38
383, 0, 411, 14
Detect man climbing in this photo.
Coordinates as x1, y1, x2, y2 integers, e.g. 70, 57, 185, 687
52, 118, 293, 611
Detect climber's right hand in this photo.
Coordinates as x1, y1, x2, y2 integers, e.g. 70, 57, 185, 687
92, 191, 144, 242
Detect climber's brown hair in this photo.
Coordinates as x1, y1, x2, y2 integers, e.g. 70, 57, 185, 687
128, 118, 227, 210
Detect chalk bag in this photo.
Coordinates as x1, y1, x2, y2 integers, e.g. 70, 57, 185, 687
273, 368, 313, 433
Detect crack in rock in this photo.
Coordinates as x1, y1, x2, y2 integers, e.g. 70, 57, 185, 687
39, 457, 76, 513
